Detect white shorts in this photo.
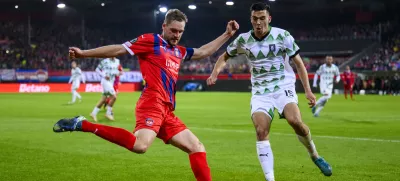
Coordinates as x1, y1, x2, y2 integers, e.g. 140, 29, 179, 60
101, 79, 116, 96
250, 86, 298, 120
320, 83, 333, 98
71, 81, 80, 90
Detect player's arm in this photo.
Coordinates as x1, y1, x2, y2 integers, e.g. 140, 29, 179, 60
313, 66, 321, 87
80, 68, 86, 83
68, 70, 73, 84
207, 52, 230, 85
284, 31, 316, 107
293, 55, 312, 94
335, 67, 341, 83
292, 55, 316, 107
95, 61, 107, 78
69, 45, 128, 59
190, 21, 239, 60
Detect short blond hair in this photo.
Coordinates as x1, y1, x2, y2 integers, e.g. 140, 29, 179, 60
164, 9, 188, 24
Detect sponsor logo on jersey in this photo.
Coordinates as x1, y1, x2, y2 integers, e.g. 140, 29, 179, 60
166, 59, 180, 72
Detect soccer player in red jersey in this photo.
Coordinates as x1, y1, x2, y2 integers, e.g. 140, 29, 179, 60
341, 65, 355, 100
53, 9, 239, 181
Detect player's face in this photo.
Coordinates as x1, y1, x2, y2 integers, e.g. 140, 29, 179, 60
346, 66, 350, 72
162, 20, 185, 46
326, 56, 333, 65
251, 10, 271, 35
71, 62, 76, 68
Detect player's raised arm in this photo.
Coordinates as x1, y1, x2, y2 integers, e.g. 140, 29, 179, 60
190, 21, 239, 60
69, 45, 128, 60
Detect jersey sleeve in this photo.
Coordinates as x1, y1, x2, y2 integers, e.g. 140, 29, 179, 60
122, 34, 153, 56
316, 65, 323, 75
335, 66, 340, 76
182, 47, 194, 61
283, 31, 300, 58
226, 35, 245, 57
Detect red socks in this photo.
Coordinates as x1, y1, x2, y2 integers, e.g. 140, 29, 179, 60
189, 152, 212, 181
82, 121, 136, 151
81, 121, 211, 181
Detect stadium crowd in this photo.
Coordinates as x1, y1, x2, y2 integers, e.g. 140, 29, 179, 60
353, 33, 400, 71
0, 20, 387, 74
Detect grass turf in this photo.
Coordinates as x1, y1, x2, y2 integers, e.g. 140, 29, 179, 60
0, 92, 399, 181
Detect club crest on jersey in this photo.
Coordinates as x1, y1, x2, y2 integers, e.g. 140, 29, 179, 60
145, 118, 154, 126
160, 46, 183, 59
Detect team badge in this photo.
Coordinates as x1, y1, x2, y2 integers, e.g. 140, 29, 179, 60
145, 118, 154, 126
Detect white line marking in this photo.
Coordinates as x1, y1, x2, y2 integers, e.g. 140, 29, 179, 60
190, 127, 400, 143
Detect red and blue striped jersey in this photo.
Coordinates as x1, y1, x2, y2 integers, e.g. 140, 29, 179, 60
122, 33, 194, 110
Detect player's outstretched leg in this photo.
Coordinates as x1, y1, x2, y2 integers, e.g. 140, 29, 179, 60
283, 103, 332, 176
252, 112, 275, 181
53, 116, 156, 153
344, 88, 348, 99
169, 129, 211, 181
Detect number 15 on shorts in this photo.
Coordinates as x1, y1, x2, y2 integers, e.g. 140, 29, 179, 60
285, 90, 294, 97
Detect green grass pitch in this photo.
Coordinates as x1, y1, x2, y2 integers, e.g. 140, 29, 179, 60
0, 92, 399, 181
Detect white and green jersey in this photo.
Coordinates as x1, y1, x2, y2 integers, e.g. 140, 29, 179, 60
315, 64, 340, 86
226, 27, 300, 95
69, 67, 85, 84
96, 58, 121, 83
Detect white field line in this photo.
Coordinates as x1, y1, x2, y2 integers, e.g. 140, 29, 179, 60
190, 127, 400, 143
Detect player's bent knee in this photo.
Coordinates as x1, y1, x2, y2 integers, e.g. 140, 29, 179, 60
188, 141, 206, 153
133, 143, 150, 154
255, 126, 269, 140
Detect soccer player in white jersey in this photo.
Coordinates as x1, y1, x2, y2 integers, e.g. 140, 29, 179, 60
207, 3, 332, 180
90, 57, 120, 122
312, 56, 341, 117
68, 61, 85, 104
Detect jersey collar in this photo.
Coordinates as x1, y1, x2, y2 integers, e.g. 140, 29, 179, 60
158, 34, 175, 48
251, 26, 272, 41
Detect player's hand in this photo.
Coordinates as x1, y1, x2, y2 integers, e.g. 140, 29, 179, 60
305, 91, 316, 108
69, 47, 85, 60
225, 20, 239, 37
206, 75, 218, 86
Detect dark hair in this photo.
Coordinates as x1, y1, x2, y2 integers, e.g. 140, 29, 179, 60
164, 9, 188, 24
250, 2, 270, 14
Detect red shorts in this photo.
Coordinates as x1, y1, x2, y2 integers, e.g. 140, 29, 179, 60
344, 84, 353, 90
113, 85, 119, 94
134, 96, 186, 144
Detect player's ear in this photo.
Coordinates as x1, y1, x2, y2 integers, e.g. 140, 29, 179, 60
162, 23, 167, 30
268, 16, 272, 23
